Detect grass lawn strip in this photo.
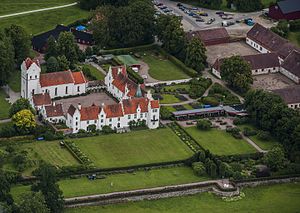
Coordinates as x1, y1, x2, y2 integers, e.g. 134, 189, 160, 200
72, 128, 193, 168
65, 182, 300, 213
0, 88, 11, 120
185, 127, 256, 155
0, 6, 90, 35
160, 94, 181, 104
82, 64, 105, 80
139, 51, 189, 81
21, 141, 80, 167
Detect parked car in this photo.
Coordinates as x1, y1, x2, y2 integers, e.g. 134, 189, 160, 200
216, 11, 225, 15
177, 3, 183, 7
206, 18, 215, 24
196, 18, 204, 22
199, 12, 208, 16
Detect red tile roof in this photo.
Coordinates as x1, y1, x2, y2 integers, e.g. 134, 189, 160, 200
32, 93, 51, 106
40, 70, 87, 87
247, 23, 300, 59
122, 98, 149, 115
150, 100, 160, 109
24, 57, 40, 69
67, 104, 77, 116
80, 104, 100, 121
45, 103, 64, 117
281, 50, 300, 78
186, 28, 230, 46
104, 103, 123, 118
72, 71, 87, 84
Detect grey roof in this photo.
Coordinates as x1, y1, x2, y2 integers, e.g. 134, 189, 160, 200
277, 0, 300, 14
272, 85, 300, 104
172, 106, 245, 116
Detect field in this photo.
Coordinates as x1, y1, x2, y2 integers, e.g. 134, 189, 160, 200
116, 55, 139, 65
66, 182, 300, 213
160, 94, 181, 104
11, 166, 209, 200
140, 51, 189, 81
22, 141, 80, 167
82, 64, 105, 80
0, 6, 90, 35
185, 127, 256, 155
238, 124, 278, 150
0, 0, 76, 16
0, 89, 11, 120
72, 128, 193, 168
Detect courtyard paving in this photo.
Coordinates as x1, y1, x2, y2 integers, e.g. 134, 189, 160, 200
54, 92, 117, 114
253, 73, 296, 91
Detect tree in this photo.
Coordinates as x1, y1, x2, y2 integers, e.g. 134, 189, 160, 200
57, 55, 70, 70
233, 0, 262, 12
192, 162, 206, 176
87, 124, 96, 132
9, 98, 34, 117
57, 32, 78, 65
263, 146, 286, 171
0, 172, 13, 206
80, 0, 128, 10
156, 14, 186, 56
197, 119, 212, 130
19, 192, 50, 213
220, 56, 253, 92
185, 37, 207, 72
198, 0, 222, 9
45, 36, 58, 60
101, 125, 114, 134
12, 109, 36, 134
32, 164, 64, 213
209, 162, 217, 178
85, 46, 93, 57
5, 25, 31, 65
46, 57, 59, 73
0, 31, 14, 86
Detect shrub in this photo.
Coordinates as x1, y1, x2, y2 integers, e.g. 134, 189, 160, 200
160, 106, 172, 120
196, 119, 212, 130
243, 127, 257, 137
233, 117, 248, 125
257, 130, 271, 141
173, 105, 186, 111
101, 125, 114, 134
201, 96, 219, 106
192, 162, 206, 176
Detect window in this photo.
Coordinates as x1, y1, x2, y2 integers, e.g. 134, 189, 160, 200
101, 114, 103, 118
65, 86, 68, 94
260, 47, 262, 51
134, 114, 137, 119
77, 86, 80, 92
30, 76, 32, 79
141, 113, 143, 118
118, 117, 120, 121
35, 75, 37, 79
101, 119, 104, 123
109, 118, 112, 122
55, 88, 58, 96
76, 117, 78, 120
117, 123, 120, 128
87, 121, 89, 125
76, 122, 78, 126
94, 120, 97, 123
109, 124, 112, 127
32, 89, 35, 94
128, 115, 131, 119
76, 128, 78, 131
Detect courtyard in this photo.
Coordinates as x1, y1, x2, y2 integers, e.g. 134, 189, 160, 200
206, 41, 258, 65
252, 73, 296, 91
54, 92, 117, 114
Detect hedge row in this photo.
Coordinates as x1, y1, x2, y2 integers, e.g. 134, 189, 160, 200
64, 141, 92, 165
0, 135, 35, 146
100, 43, 157, 55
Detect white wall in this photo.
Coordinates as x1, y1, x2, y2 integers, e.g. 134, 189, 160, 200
280, 67, 300, 84
246, 38, 270, 53
212, 68, 222, 79
251, 66, 279, 75
288, 103, 300, 110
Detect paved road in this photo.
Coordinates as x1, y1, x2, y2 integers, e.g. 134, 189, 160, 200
242, 134, 267, 153
3, 85, 21, 104
0, 2, 78, 19
0, 119, 11, 124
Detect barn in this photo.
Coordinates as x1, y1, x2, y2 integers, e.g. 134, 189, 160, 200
186, 28, 230, 46
269, 0, 300, 20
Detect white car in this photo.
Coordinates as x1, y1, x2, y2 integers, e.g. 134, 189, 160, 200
142, 75, 148, 79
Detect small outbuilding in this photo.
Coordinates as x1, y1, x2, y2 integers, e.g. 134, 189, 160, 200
186, 28, 230, 46
269, 0, 300, 21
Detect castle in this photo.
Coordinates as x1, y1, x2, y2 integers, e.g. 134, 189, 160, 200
21, 58, 160, 133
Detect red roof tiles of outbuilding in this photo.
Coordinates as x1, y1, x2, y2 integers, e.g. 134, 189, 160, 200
104, 103, 124, 118
72, 71, 87, 84
32, 93, 51, 106
45, 103, 64, 117
80, 104, 100, 121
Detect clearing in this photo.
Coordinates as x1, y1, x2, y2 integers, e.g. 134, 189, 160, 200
72, 128, 194, 168
185, 127, 256, 155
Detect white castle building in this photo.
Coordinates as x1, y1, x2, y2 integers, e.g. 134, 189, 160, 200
21, 58, 160, 133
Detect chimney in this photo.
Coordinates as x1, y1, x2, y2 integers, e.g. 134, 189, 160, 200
78, 103, 81, 110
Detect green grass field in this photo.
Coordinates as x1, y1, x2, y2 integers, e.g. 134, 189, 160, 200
116, 55, 139, 66
0, 89, 11, 120
82, 64, 106, 80
8, 70, 21, 92
0, 0, 76, 16
22, 141, 80, 167
0, 6, 90, 35
164, 84, 190, 92
185, 127, 256, 155
238, 124, 278, 150
66, 182, 300, 213
140, 51, 189, 81
288, 31, 300, 47
11, 166, 209, 199
72, 128, 193, 168
160, 94, 181, 104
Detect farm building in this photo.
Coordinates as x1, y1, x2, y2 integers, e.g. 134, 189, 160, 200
273, 85, 300, 109
186, 28, 230, 46
280, 50, 300, 84
269, 0, 300, 20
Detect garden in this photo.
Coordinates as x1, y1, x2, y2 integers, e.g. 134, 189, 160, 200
65, 182, 300, 213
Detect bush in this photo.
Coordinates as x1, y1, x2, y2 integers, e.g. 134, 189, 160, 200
243, 127, 257, 137
201, 96, 219, 106
101, 125, 114, 134
196, 119, 212, 130
160, 106, 172, 120
257, 130, 271, 141
192, 162, 206, 176
173, 105, 186, 111
233, 117, 248, 125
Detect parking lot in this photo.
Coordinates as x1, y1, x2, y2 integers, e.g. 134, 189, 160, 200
206, 41, 258, 65
253, 73, 296, 91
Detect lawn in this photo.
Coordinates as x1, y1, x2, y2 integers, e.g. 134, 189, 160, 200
160, 94, 181, 104
8, 70, 21, 92
140, 51, 189, 81
164, 84, 190, 92
288, 31, 300, 47
66, 182, 300, 213
238, 124, 278, 150
11, 166, 209, 200
185, 127, 256, 155
82, 64, 106, 80
0, 6, 90, 35
60, 167, 208, 198
72, 128, 193, 168
0, 0, 76, 16
0, 88, 11, 120
21, 141, 80, 167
